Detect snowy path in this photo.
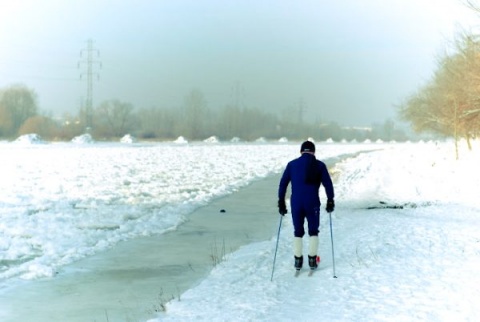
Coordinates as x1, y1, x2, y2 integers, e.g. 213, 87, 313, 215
154, 142, 480, 321
157, 204, 480, 322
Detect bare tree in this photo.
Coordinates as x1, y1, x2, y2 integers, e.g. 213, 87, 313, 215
183, 89, 207, 140
465, 0, 480, 13
95, 99, 135, 137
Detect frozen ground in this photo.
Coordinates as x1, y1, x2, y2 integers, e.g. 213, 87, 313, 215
149, 140, 480, 322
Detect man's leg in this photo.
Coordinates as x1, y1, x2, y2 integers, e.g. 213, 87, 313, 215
307, 207, 320, 269
291, 206, 305, 270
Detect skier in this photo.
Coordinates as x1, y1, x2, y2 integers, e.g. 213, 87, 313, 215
278, 140, 335, 272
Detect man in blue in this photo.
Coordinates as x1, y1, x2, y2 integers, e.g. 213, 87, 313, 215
278, 140, 335, 271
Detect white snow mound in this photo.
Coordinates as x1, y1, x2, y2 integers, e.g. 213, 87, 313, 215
203, 136, 219, 143
120, 134, 137, 143
14, 133, 45, 144
72, 133, 94, 144
173, 136, 188, 144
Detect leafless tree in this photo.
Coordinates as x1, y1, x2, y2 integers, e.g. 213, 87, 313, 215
95, 99, 135, 137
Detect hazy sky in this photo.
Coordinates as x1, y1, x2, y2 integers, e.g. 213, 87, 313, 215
0, 0, 478, 126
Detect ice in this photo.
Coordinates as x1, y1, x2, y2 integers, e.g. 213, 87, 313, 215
0, 141, 370, 283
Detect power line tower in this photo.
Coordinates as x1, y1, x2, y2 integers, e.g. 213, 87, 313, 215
230, 81, 245, 109
297, 98, 307, 124
78, 39, 101, 130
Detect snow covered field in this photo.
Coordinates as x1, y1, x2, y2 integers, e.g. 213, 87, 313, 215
2, 138, 479, 322
0, 139, 370, 289
150, 140, 480, 322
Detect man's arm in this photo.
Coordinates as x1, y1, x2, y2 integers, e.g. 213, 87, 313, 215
277, 164, 291, 215
278, 163, 291, 200
320, 162, 334, 200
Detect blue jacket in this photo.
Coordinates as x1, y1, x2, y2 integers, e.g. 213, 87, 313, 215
278, 153, 334, 208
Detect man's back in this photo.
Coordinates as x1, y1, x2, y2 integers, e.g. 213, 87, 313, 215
278, 153, 334, 205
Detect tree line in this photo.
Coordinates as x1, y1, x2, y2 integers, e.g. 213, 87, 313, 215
398, 3, 480, 157
1, 85, 405, 142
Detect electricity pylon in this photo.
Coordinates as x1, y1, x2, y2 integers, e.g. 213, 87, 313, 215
78, 39, 101, 130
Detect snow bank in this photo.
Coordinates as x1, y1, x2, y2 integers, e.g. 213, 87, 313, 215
71, 133, 94, 144
14, 133, 45, 144
173, 136, 188, 144
203, 136, 219, 143
120, 134, 137, 143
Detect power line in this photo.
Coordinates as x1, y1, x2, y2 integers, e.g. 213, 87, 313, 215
78, 39, 101, 129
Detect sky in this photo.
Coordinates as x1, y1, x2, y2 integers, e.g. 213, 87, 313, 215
1, 0, 479, 126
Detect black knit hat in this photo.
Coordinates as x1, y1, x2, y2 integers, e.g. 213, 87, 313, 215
300, 140, 315, 153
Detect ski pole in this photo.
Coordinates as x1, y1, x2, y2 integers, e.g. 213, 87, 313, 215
329, 211, 338, 278
270, 215, 283, 281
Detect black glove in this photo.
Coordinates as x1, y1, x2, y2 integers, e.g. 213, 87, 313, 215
278, 199, 287, 216
326, 199, 335, 213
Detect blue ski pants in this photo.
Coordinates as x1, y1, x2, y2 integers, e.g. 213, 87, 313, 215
291, 203, 320, 237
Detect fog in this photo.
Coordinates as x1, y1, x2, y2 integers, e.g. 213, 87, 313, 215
0, 0, 478, 126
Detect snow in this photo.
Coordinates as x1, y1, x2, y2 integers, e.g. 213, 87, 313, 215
148, 140, 480, 322
173, 136, 188, 144
71, 133, 94, 144
13, 133, 45, 144
120, 134, 137, 143
0, 141, 369, 284
203, 136, 219, 143
1, 139, 479, 321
